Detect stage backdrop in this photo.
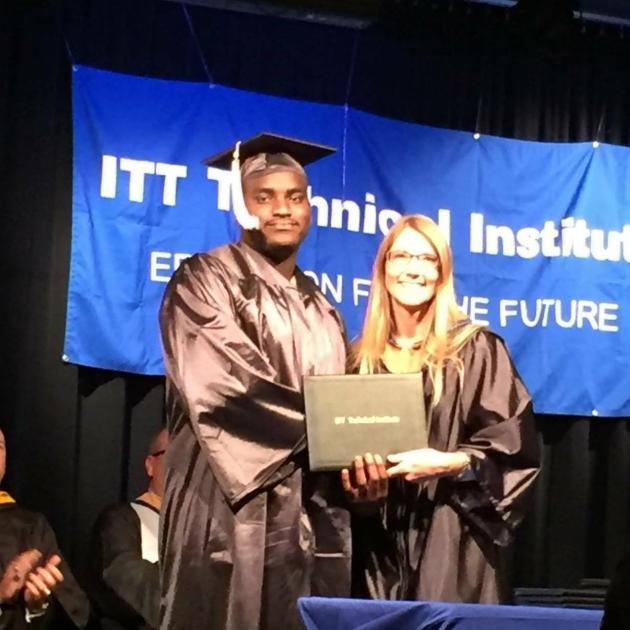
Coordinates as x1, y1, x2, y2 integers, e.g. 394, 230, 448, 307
66, 65, 630, 417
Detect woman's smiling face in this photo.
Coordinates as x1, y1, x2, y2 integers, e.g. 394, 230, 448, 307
384, 227, 440, 309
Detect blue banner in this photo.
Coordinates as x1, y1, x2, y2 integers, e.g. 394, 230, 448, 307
66, 65, 630, 416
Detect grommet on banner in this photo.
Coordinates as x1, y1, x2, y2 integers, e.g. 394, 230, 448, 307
592, 409, 599, 416
473, 132, 481, 140
62, 354, 69, 362
592, 141, 600, 148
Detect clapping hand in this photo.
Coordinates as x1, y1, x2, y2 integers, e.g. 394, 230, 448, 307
0, 549, 42, 603
23, 554, 64, 613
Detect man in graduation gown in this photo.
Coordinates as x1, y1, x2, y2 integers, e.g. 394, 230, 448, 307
0, 429, 90, 629
158, 134, 350, 630
88, 428, 167, 629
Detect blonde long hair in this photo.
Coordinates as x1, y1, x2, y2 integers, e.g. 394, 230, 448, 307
352, 214, 481, 405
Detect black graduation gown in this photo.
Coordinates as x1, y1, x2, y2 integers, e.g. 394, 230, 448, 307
353, 329, 540, 604
88, 503, 159, 629
158, 242, 349, 630
0, 503, 90, 629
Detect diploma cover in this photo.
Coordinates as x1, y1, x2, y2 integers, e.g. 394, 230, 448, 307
304, 373, 427, 471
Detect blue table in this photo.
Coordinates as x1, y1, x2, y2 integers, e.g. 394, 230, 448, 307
298, 597, 603, 630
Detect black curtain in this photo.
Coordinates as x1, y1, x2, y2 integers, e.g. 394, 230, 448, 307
2, 0, 630, 591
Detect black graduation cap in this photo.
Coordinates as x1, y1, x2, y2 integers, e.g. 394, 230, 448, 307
203, 132, 336, 170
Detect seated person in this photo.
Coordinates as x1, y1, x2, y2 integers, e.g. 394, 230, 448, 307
0, 428, 90, 628
88, 428, 167, 629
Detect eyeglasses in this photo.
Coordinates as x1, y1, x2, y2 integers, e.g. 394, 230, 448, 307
385, 250, 439, 274
150, 449, 166, 457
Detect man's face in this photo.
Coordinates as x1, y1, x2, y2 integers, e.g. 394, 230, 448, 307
145, 429, 168, 497
242, 170, 311, 255
0, 430, 6, 486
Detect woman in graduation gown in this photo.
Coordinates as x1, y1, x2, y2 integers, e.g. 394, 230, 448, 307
350, 214, 540, 603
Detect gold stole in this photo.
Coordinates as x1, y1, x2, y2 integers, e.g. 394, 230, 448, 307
0, 491, 15, 505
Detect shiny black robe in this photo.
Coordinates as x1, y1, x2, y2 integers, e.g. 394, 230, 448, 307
353, 330, 540, 604
158, 242, 349, 630
0, 504, 90, 629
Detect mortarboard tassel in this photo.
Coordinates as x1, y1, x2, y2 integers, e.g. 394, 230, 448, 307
230, 141, 260, 231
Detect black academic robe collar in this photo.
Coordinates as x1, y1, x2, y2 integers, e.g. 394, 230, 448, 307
234, 241, 317, 301
131, 498, 160, 515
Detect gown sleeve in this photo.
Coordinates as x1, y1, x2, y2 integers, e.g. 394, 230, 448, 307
447, 330, 541, 546
90, 505, 159, 628
159, 255, 308, 508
